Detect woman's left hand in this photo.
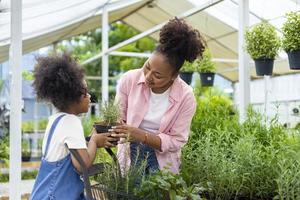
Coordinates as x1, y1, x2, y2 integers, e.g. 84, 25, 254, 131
109, 125, 141, 144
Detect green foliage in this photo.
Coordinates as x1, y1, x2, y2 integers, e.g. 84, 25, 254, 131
282, 11, 300, 52
0, 79, 4, 91
0, 170, 38, 182
195, 48, 216, 73
55, 22, 155, 100
22, 119, 48, 132
0, 137, 9, 166
94, 155, 147, 199
180, 61, 197, 72
22, 70, 34, 81
81, 116, 98, 137
245, 22, 281, 59
181, 92, 300, 199
22, 140, 31, 156
98, 98, 121, 125
137, 170, 202, 200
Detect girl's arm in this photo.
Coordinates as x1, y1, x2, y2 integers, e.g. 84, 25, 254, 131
71, 132, 117, 172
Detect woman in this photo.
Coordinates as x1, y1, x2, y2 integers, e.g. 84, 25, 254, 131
111, 18, 206, 174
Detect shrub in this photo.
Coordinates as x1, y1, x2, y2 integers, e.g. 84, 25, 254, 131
98, 98, 121, 125
282, 11, 300, 52
195, 48, 216, 73
180, 61, 197, 73
245, 22, 281, 59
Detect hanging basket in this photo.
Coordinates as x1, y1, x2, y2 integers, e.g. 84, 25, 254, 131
179, 72, 193, 85
199, 72, 215, 87
287, 49, 300, 70
254, 57, 274, 76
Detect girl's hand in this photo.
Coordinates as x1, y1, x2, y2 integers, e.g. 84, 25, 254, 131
90, 130, 118, 148
109, 125, 142, 144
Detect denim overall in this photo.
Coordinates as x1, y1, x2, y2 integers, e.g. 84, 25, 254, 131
130, 142, 160, 175
30, 114, 85, 200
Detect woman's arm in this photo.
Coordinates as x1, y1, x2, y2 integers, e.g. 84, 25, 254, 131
111, 126, 162, 150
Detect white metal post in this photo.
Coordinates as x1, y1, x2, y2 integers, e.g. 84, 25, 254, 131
102, 5, 109, 103
238, 0, 250, 123
264, 75, 271, 126
9, 0, 22, 199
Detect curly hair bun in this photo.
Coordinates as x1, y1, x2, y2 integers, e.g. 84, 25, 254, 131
33, 53, 85, 111
158, 17, 206, 65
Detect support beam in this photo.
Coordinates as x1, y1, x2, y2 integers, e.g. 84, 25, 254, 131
102, 5, 109, 103
81, 0, 224, 66
9, 0, 22, 199
110, 51, 151, 58
238, 0, 250, 123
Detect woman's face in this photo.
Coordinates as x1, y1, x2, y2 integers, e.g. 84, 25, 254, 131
143, 52, 178, 93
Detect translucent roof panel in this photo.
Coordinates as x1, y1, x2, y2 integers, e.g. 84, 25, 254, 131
0, 0, 149, 63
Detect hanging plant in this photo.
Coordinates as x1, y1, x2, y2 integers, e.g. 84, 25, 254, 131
179, 61, 196, 85
245, 21, 281, 76
195, 48, 216, 87
282, 11, 300, 69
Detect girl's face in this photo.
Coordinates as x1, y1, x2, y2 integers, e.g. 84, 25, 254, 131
76, 80, 91, 114
143, 52, 178, 93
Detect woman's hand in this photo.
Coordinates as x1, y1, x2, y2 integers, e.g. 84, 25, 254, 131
90, 129, 118, 148
109, 125, 143, 144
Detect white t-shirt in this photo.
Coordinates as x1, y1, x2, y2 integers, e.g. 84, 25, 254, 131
139, 88, 170, 133
42, 113, 87, 162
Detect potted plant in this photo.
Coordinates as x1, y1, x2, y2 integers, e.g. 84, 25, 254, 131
93, 99, 121, 144
179, 61, 196, 85
282, 11, 300, 70
196, 48, 216, 87
245, 21, 281, 76
22, 140, 31, 162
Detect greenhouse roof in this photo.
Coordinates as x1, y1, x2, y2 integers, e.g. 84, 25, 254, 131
0, 0, 300, 82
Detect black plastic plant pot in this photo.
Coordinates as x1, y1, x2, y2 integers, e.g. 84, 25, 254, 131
287, 49, 300, 70
199, 72, 215, 87
93, 123, 119, 145
93, 123, 112, 133
179, 72, 193, 85
22, 155, 31, 162
254, 57, 274, 76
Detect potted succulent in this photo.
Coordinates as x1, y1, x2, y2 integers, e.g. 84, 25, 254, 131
179, 61, 196, 85
282, 11, 300, 70
245, 21, 281, 76
196, 48, 216, 87
93, 99, 121, 144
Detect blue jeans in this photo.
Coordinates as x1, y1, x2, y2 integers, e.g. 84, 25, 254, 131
130, 142, 160, 175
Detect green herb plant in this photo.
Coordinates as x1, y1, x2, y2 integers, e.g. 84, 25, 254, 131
245, 21, 281, 59
282, 11, 300, 52
98, 98, 121, 126
195, 48, 216, 73
180, 61, 197, 73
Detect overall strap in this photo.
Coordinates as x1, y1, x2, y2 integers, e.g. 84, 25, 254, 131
43, 114, 66, 157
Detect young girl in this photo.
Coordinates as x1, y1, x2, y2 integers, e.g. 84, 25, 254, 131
30, 54, 117, 200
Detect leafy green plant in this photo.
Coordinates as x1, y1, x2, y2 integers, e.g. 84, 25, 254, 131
94, 153, 147, 199
98, 98, 121, 126
22, 119, 48, 133
0, 137, 9, 166
22, 70, 34, 81
181, 91, 300, 199
137, 170, 202, 200
180, 61, 197, 73
22, 140, 31, 157
282, 11, 300, 52
245, 21, 281, 59
195, 48, 216, 73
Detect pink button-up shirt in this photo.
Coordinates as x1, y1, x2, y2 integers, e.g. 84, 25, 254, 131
116, 69, 196, 173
